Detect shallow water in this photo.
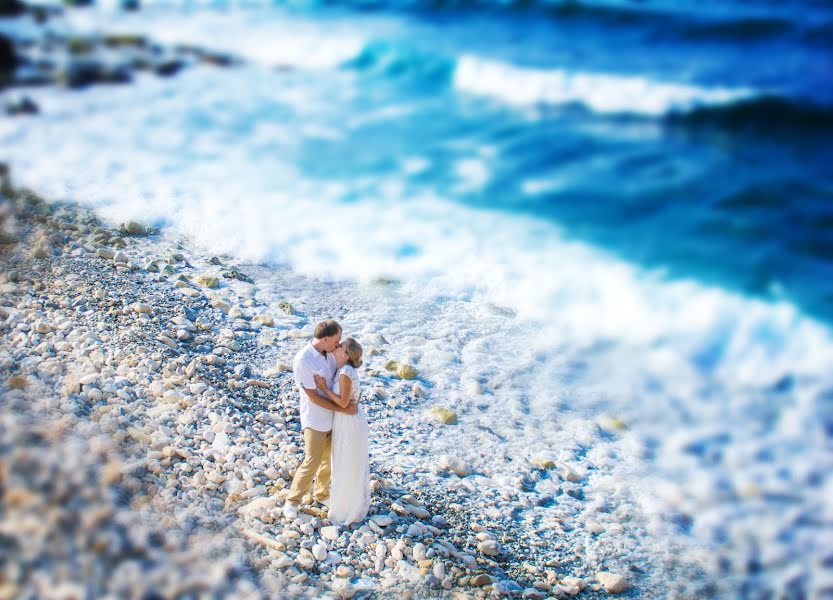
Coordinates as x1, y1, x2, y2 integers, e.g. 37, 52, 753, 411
2, 1, 833, 596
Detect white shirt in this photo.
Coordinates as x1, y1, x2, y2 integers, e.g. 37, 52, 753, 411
293, 341, 337, 432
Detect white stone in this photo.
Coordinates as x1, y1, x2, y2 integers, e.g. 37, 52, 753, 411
132, 303, 153, 315
312, 544, 327, 561
320, 526, 340, 541
562, 577, 585, 591
439, 455, 472, 477
412, 543, 427, 561
275, 554, 293, 569
205, 470, 225, 484
242, 528, 283, 552
477, 540, 500, 556
212, 432, 229, 451
163, 390, 184, 404
332, 578, 356, 598
189, 382, 208, 395
596, 572, 628, 594
558, 463, 582, 483
241, 485, 267, 500
370, 514, 393, 528
586, 521, 604, 534
78, 373, 98, 385
335, 566, 353, 578
147, 380, 165, 397
408, 505, 430, 520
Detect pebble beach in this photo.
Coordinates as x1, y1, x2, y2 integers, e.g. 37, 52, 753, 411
0, 175, 641, 599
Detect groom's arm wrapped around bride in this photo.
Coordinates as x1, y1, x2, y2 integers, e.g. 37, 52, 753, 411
303, 384, 357, 415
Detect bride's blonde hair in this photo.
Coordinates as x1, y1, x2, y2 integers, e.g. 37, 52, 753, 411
344, 337, 363, 368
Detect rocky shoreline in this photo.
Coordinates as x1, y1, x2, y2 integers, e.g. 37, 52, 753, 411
0, 169, 635, 599
1, 0, 238, 116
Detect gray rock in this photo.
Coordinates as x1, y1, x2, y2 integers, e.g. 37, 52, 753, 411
123, 221, 146, 235
59, 60, 131, 89
477, 540, 500, 556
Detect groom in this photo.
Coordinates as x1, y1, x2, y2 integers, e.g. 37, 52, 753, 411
283, 319, 357, 520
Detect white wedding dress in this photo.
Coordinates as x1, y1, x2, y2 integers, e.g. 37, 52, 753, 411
328, 364, 370, 525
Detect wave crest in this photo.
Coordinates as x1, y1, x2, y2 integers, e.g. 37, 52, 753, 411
453, 55, 754, 116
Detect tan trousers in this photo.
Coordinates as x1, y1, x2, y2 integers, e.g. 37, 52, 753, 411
286, 428, 331, 504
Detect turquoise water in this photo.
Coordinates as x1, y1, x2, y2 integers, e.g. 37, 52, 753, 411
311, 1, 833, 322
112, 0, 833, 320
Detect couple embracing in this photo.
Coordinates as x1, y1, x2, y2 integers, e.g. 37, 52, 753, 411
283, 320, 371, 525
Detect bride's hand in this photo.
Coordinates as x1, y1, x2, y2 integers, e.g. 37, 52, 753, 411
314, 373, 327, 390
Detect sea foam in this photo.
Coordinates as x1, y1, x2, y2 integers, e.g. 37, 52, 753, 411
454, 55, 756, 115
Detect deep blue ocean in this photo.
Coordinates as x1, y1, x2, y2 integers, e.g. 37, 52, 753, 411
310, 0, 833, 323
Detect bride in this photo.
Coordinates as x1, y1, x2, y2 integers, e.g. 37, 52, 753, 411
314, 337, 370, 525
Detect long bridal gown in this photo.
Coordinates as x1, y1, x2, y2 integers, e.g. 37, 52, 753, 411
328, 364, 370, 525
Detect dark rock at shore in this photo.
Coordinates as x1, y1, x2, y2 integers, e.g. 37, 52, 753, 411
120, 0, 139, 11
200, 51, 235, 67
0, 33, 16, 74
2, 19, 240, 93
0, 0, 25, 17
59, 60, 131, 88
103, 34, 147, 48
67, 36, 96, 55
12, 187, 52, 217
62, 0, 94, 6
5, 95, 38, 115
30, 5, 58, 24
154, 59, 184, 77
222, 267, 254, 284
0, 162, 12, 197
175, 44, 236, 68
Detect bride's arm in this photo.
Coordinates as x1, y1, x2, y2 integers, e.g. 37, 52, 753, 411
303, 387, 357, 415
314, 373, 353, 409
331, 374, 353, 408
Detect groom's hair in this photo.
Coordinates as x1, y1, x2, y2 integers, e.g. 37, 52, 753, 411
314, 319, 342, 339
